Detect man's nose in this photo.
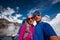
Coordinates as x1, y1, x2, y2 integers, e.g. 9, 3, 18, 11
35, 15, 38, 18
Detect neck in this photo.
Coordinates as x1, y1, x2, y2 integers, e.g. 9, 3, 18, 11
37, 20, 41, 24
29, 24, 33, 26
28, 24, 34, 27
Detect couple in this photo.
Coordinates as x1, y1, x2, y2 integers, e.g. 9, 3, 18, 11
18, 11, 59, 40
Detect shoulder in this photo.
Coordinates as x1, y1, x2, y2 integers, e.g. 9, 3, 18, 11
43, 22, 54, 31
42, 22, 50, 26
42, 22, 52, 29
21, 24, 26, 29
39, 22, 48, 26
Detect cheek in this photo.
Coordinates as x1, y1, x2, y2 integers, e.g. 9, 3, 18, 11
40, 16, 42, 19
32, 20, 34, 23
35, 17, 36, 19
29, 20, 34, 23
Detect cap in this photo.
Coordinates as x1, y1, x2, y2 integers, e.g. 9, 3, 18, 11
33, 10, 41, 16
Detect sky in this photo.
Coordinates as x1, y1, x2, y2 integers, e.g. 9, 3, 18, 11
0, 0, 60, 37
0, 0, 60, 20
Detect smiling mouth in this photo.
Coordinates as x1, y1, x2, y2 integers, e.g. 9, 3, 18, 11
36, 18, 39, 20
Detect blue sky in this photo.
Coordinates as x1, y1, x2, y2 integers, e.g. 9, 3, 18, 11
0, 0, 60, 20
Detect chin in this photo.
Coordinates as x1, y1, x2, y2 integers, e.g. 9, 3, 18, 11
30, 23, 33, 25
30, 24, 33, 25
36, 20, 40, 22
36, 20, 41, 22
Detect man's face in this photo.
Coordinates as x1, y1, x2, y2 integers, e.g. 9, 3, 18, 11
34, 15, 42, 22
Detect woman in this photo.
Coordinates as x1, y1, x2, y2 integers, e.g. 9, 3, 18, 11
18, 15, 34, 40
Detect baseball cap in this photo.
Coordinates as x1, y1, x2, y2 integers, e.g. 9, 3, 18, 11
33, 10, 41, 16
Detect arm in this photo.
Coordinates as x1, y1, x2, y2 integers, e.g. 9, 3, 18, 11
50, 36, 60, 40
43, 23, 59, 40
18, 24, 26, 40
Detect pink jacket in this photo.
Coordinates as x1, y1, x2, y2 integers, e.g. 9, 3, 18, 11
18, 24, 34, 40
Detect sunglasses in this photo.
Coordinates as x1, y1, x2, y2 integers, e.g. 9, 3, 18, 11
34, 14, 40, 17
27, 17, 34, 20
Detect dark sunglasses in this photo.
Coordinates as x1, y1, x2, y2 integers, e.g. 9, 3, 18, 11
27, 17, 34, 20
34, 14, 40, 17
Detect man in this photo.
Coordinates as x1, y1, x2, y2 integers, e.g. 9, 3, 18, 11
33, 11, 59, 40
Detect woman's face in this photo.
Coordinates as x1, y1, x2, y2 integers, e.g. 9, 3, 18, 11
27, 15, 34, 25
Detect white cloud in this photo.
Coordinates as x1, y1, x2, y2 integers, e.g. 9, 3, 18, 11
7, 15, 23, 23
15, 19, 23, 23
52, 0, 60, 4
22, 17, 26, 19
10, 14, 23, 23
42, 15, 51, 23
15, 14, 22, 18
50, 13, 60, 25
0, 6, 23, 23
16, 7, 19, 10
1, 7, 15, 15
16, 7, 19, 12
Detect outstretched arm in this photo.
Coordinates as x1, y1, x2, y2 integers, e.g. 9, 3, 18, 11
50, 36, 60, 40
43, 23, 59, 40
